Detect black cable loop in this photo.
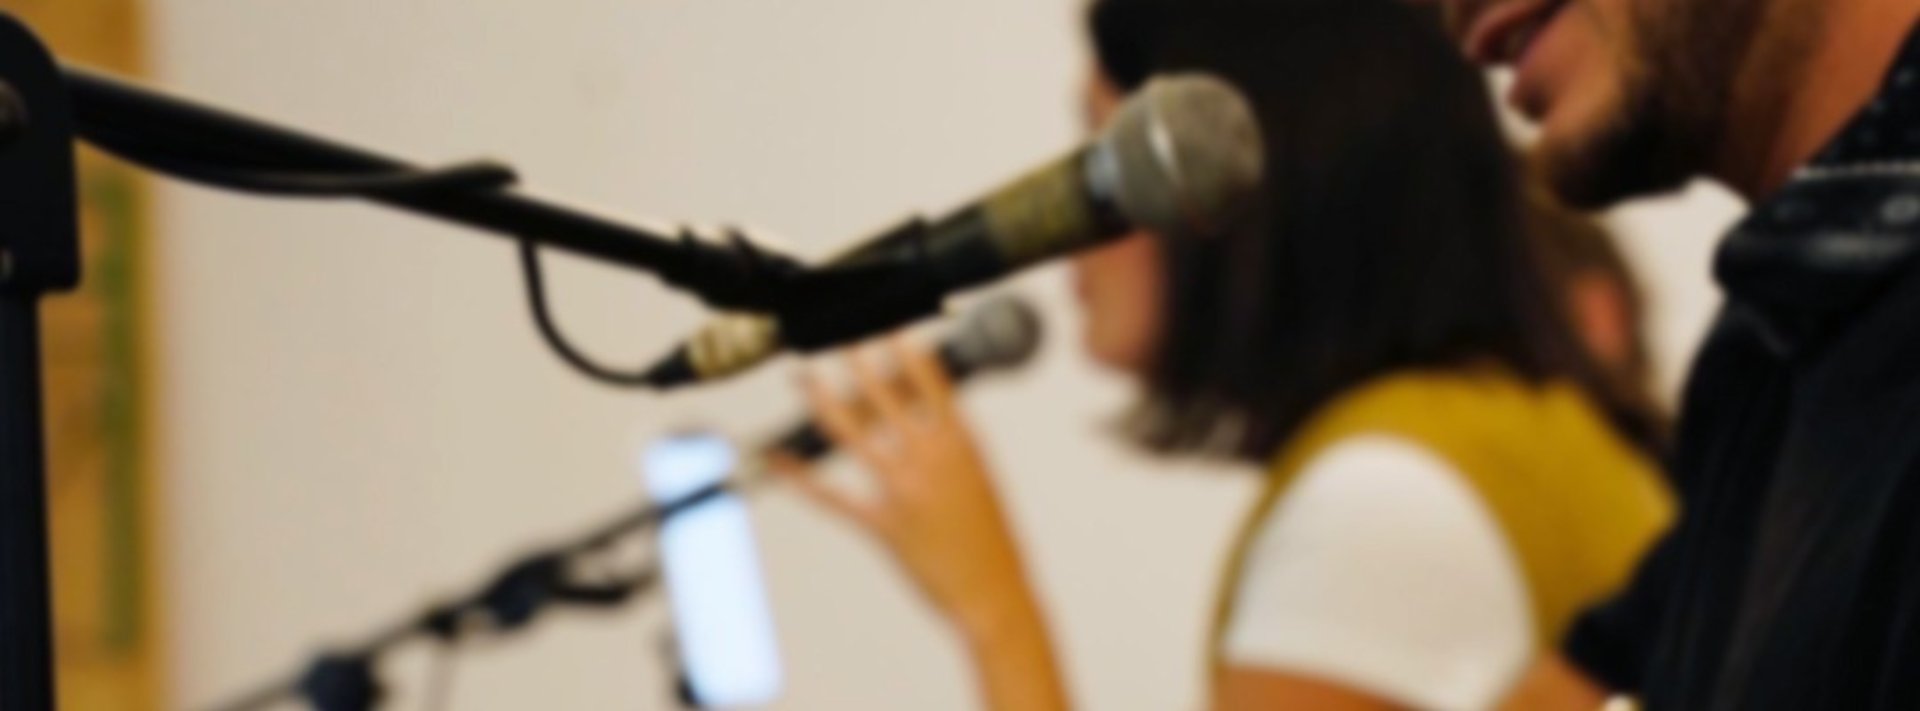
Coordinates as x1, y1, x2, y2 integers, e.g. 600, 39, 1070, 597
516, 239, 668, 388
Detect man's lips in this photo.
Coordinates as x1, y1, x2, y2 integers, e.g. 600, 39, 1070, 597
1462, 0, 1569, 65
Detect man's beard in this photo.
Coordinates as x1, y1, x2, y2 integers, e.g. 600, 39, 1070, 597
1539, 0, 1775, 208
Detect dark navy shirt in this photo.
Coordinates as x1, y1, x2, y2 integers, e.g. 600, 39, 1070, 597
1566, 23, 1920, 711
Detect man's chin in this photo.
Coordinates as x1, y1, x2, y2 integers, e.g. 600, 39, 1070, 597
1532, 117, 1697, 210
1531, 144, 1639, 210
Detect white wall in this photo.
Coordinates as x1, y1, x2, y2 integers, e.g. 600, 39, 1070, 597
1609, 184, 1745, 396
147, 3, 1743, 710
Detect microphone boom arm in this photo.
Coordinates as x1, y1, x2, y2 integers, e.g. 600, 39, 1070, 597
64, 64, 813, 312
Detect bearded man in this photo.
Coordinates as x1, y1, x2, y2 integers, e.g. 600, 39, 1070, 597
1424, 0, 1920, 708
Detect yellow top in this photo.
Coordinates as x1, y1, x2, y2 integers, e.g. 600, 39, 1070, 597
1212, 367, 1674, 665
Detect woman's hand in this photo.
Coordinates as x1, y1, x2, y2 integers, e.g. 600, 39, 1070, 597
778, 336, 1070, 711
774, 335, 1040, 643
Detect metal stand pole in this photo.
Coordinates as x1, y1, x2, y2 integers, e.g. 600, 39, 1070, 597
0, 299, 54, 711
0, 11, 82, 711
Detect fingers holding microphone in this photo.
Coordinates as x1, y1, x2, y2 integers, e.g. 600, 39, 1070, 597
771, 334, 1036, 630
774, 334, 980, 528
762, 292, 1045, 520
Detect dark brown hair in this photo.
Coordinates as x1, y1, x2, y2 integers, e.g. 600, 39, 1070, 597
1089, 0, 1666, 460
1522, 184, 1669, 436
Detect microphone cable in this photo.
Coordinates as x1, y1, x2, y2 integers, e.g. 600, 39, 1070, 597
517, 238, 677, 388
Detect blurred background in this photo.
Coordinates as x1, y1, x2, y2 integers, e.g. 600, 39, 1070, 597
10, 0, 1742, 709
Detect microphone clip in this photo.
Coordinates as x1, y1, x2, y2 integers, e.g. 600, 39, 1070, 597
657, 227, 812, 312
772, 218, 948, 351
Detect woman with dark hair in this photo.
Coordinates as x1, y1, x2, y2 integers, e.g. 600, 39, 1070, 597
776, 1, 1672, 708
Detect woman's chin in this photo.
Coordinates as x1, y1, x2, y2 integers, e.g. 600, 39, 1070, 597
1082, 332, 1145, 376
1081, 331, 1118, 371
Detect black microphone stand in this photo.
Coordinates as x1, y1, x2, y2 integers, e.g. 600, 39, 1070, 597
58, 58, 949, 334
206, 479, 737, 711
62, 66, 815, 311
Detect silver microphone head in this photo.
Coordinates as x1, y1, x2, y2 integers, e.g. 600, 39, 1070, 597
945, 295, 1044, 377
1092, 72, 1266, 239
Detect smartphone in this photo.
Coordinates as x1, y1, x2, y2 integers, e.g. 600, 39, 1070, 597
642, 433, 783, 708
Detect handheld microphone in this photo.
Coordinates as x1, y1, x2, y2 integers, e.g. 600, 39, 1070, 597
760, 294, 1043, 462
646, 73, 1262, 388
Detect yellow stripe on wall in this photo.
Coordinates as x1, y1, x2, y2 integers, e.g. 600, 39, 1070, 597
0, 0, 162, 708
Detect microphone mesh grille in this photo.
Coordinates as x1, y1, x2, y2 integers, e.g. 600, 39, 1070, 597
1100, 73, 1265, 239
948, 296, 1044, 374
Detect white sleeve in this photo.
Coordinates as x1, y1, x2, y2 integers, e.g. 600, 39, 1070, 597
1221, 435, 1534, 711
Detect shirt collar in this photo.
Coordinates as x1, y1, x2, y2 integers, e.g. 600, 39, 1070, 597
1716, 23, 1920, 359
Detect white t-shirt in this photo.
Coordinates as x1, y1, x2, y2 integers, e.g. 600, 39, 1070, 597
1220, 434, 1534, 711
